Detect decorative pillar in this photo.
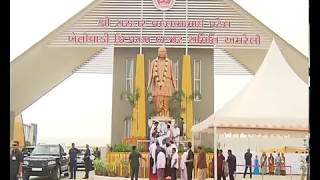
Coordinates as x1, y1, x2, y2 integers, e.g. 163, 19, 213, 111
181, 55, 193, 139
214, 126, 218, 180
132, 54, 146, 138
13, 114, 25, 147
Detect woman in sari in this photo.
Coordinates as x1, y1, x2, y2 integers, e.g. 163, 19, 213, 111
268, 153, 275, 175
253, 155, 260, 175
260, 153, 267, 175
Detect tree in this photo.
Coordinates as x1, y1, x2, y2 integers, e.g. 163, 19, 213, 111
120, 89, 140, 108
147, 90, 186, 121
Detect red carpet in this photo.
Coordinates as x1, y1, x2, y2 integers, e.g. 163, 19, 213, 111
149, 172, 158, 180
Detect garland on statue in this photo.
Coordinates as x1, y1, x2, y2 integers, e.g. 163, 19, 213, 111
154, 58, 169, 89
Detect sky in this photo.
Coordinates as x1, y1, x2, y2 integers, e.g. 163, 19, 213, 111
10, 0, 309, 146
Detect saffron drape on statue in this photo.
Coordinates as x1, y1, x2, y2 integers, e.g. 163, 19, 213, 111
181, 55, 193, 139
132, 54, 146, 137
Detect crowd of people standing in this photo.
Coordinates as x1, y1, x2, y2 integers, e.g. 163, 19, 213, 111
253, 151, 287, 176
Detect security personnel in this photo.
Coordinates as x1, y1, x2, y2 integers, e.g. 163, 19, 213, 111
10, 140, 23, 180
83, 144, 92, 179
94, 147, 101, 160
68, 143, 79, 179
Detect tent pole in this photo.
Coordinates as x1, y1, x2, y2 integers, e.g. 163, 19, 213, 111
192, 132, 194, 179
214, 126, 218, 180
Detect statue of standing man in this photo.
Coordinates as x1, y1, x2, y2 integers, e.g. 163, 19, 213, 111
148, 47, 177, 117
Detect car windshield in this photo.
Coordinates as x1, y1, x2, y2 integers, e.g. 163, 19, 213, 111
22, 148, 34, 153
77, 148, 93, 156
78, 149, 86, 156
31, 145, 60, 156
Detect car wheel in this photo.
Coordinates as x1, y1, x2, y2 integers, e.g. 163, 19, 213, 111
52, 165, 60, 180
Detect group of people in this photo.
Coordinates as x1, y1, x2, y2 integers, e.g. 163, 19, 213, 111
9, 140, 101, 180
241, 148, 287, 178
213, 149, 237, 180
252, 151, 287, 176
149, 120, 181, 148
148, 141, 195, 180
68, 143, 101, 179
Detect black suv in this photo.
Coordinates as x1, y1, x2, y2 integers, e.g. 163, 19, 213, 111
22, 144, 69, 180
22, 146, 35, 158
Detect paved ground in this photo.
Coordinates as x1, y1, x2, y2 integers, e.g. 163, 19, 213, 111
92, 175, 306, 180
29, 169, 94, 180
29, 172, 306, 180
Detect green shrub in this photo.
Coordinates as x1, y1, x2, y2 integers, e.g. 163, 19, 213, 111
94, 159, 107, 176
194, 145, 214, 153
178, 144, 185, 153
105, 161, 117, 176
110, 144, 148, 152
205, 147, 214, 153
111, 144, 131, 152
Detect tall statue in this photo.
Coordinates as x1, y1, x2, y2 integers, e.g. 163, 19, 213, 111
148, 47, 177, 117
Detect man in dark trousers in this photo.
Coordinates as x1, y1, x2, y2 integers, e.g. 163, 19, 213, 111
10, 140, 23, 180
83, 144, 92, 179
68, 143, 79, 179
227, 149, 236, 180
129, 146, 146, 180
243, 148, 252, 179
171, 148, 179, 180
306, 153, 310, 180
217, 149, 226, 180
185, 142, 194, 180
94, 147, 101, 160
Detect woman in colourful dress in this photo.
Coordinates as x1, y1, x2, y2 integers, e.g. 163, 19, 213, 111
268, 153, 275, 175
253, 155, 260, 175
260, 152, 268, 175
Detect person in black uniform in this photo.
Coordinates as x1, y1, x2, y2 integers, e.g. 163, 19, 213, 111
185, 142, 194, 180
243, 148, 253, 179
68, 143, 79, 179
94, 147, 101, 160
227, 149, 237, 180
129, 146, 146, 180
10, 140, 23, 180
83, 144, 92, 179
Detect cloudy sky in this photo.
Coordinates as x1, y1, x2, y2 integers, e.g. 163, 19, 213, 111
10, 0, 309, 146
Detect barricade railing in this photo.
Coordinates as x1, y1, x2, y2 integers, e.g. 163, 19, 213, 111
235, 164, 293, 180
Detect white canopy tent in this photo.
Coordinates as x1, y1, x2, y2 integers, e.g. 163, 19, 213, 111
192, 39, 309, 179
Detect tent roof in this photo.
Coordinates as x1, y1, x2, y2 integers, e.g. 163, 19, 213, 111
258, 146, 308, 154
192, 39, 309, 135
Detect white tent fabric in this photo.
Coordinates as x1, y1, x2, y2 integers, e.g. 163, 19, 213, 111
192, 39, 309, 135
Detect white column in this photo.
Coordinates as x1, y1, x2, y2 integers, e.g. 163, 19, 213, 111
192, 132, 195, 152
192, 132, 195, 179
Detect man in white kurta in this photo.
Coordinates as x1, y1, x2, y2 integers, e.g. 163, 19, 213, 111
171, 148, 179, 180
149, 141, 157, 174
166, 124, 174, 142
157, 150, 166, 180
169, 141, 177, 156
173, 124, 180, 147
180, 150, 188, 180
